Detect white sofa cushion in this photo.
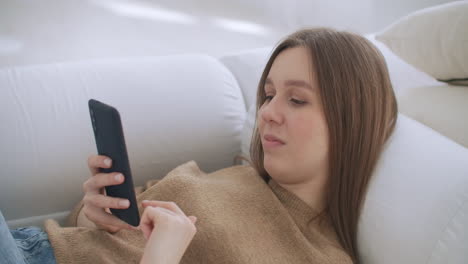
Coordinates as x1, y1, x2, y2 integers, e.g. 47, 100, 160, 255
375, 1, 468, 86
358, 114, 468, 263
219, 47, 271, 109
0, 55, 246, 225
240, 103, 257, 163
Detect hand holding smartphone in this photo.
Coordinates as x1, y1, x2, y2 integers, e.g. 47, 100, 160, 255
88, 99, 140, 226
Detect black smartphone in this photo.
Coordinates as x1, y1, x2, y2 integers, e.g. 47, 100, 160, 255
88, 99, 140, 227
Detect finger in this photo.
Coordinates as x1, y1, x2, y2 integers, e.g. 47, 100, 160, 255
141, 200, 186, 217
85, 207, 133, 232
87, 155, 112, 175
84, 193, 130, 210
83, 172, 124, 194
139, 206, 160, 240
139, 206, 176, 235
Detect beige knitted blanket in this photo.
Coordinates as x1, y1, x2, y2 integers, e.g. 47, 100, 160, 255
44, 160, 351, 263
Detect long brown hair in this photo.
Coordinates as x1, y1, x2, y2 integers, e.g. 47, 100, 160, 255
248, 28, 398, 263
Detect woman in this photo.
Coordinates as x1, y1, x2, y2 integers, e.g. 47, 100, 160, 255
0, 27, 396, 264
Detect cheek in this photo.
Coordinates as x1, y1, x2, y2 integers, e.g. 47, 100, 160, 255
290, 114, 329, 154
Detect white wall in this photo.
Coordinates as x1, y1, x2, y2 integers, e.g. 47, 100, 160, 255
0, 0, 457, 68
250, 0, 457, 34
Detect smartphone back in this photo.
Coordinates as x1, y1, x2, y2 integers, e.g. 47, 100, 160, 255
88, 99, 140, 226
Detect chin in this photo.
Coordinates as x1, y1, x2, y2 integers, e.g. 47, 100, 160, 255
263, 155, 283, 178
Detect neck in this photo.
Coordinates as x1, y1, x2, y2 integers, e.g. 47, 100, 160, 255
274, 172, 328, 213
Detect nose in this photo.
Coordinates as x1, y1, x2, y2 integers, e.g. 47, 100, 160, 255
260, 97, 283, 125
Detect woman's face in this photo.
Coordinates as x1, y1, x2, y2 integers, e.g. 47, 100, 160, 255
258, 47, 329, 183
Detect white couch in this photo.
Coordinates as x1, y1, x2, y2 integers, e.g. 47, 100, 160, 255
1, 35, 467, 263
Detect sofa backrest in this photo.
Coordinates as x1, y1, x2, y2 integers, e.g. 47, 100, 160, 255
0, 55, 246, 226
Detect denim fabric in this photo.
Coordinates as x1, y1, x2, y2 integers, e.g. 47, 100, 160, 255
0, 210, 56, 264
0, 210, 26, 264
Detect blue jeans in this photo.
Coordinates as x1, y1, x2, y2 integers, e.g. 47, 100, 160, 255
0, 210, 56, 264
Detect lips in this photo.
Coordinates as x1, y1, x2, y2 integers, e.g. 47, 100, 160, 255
263, 134, 285, 144
262, 134, 285, 149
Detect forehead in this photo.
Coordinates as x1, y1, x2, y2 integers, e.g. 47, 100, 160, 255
267, 47, 315, 83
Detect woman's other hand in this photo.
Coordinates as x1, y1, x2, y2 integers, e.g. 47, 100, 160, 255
139, 200, 197, 264
79, 155, 137, 232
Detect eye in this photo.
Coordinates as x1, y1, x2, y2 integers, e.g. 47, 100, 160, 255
264, 95, 273, 102
291, 98, 306, 105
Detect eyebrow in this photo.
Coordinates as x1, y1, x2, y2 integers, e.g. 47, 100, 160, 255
265, 77, 314, 91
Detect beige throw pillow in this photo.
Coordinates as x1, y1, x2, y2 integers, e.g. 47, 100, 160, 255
376, 1, 468, 86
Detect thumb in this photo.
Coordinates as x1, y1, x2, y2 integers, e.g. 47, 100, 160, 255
188, 216, 197, 224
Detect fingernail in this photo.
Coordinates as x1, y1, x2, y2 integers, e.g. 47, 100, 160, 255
114, 174, 123, 182
104, 158, 112, 166
142, 200, 149, 203
119, 200, 130, 207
